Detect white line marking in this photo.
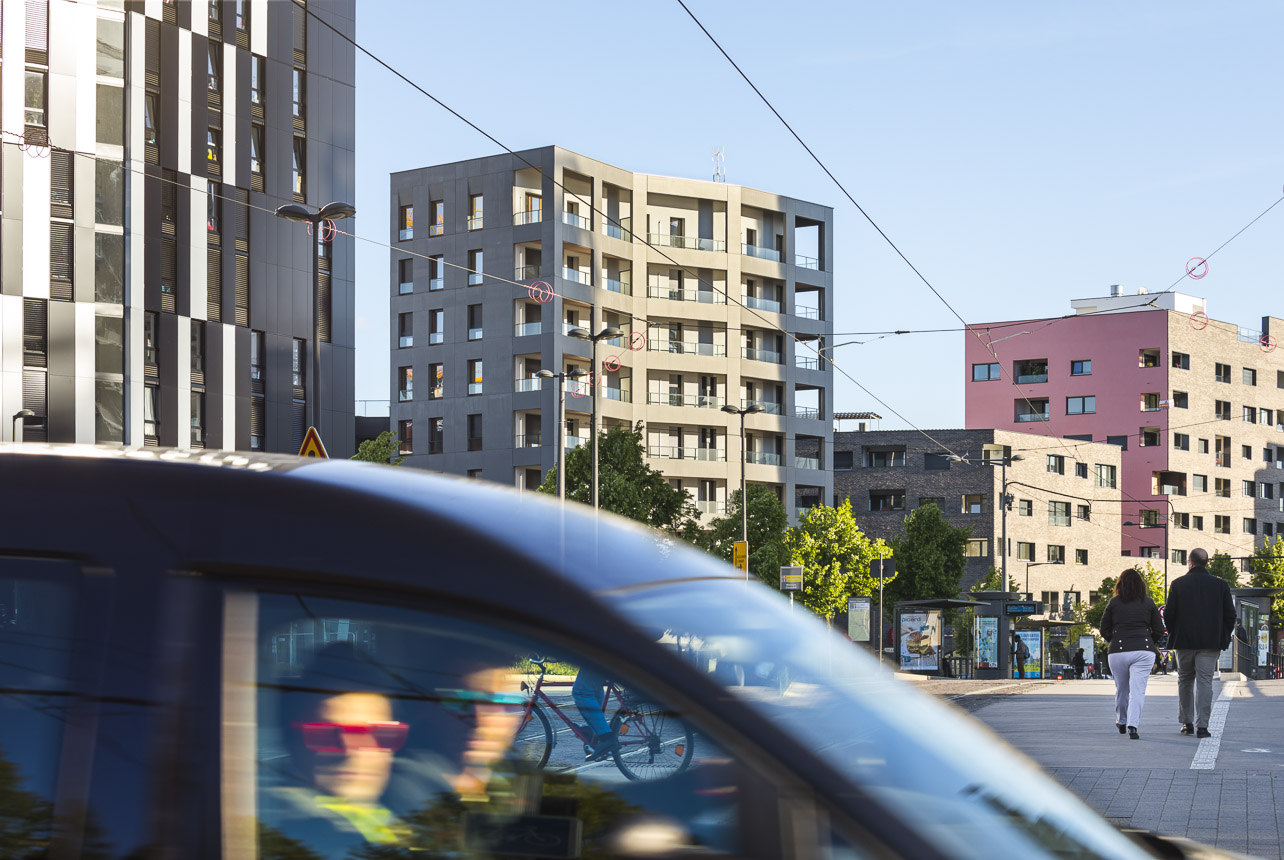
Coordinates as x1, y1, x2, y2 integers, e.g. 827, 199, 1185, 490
1190, 680, 1239, 770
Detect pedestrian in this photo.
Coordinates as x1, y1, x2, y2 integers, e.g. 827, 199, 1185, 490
1100, 568, 1165, 739
1013, 634, 1030, 679
1072, 647, 1086, 680
1165, 547, 1236, 738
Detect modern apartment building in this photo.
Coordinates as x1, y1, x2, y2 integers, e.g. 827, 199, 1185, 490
389, 146, 834, 519
966, 288, 1284, 577
833, 428, 1126, 609
0, 0, 356, 455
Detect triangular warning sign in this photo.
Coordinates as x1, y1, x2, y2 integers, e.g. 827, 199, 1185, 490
298, 426, 329, 459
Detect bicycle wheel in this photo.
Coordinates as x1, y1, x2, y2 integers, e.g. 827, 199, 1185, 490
510, 702, 552, 769
609, 700, 694, 781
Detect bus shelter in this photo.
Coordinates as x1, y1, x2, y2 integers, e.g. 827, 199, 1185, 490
893, 598, 986, 677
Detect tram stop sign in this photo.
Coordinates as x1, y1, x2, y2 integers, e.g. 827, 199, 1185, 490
780, 566, 804, 592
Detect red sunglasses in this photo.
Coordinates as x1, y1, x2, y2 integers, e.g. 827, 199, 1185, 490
294, 721, 409, 754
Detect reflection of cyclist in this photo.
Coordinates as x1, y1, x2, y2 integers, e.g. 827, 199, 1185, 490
572, 667, 620, 761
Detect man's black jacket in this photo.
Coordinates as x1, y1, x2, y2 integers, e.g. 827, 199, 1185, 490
1164, 566, 1236, 651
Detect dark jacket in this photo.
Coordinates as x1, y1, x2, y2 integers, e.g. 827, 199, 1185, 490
1072, 651, 1086, 671
1164, 567, 1236, 651
1100, 596, 1164, 654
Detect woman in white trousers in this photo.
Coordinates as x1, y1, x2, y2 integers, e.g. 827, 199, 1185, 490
1099, 568, 1166, 739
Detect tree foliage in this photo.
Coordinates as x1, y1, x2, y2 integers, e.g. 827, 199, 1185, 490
1084, 562, 1165, 633
538, 422, 702, 539
782, 500, 893, 620
1249, 536, 1284, 617
970, 565, 1020, 594
1131, 561, 1167, 606
883, 503, 971, 606
1207, 552, 1242, 588
350, 431, 404, 466
700, 484, 790, 585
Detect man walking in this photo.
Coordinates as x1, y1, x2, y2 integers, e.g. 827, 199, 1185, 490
1165, 548, 1236, 738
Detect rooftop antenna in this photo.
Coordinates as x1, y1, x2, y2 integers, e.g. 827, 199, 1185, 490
712, 146, 725, 183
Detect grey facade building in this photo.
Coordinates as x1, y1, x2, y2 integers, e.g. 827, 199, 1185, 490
390, 146, 833, 519
833, 428, 1126, 610
0, 0, 356, 456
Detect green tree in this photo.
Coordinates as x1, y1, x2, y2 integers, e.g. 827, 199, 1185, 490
883, 503, 971, 605
783, 500, 893, 621
1131, 560, 1166, 606
351, 431, 404, 466
1083, 575, 1117, 631
1207, 552, 1241, 588
1249, 536, 1284, 617
538, 422, 702, 539
701, 483, 790, 585
970, 565, 1020, 593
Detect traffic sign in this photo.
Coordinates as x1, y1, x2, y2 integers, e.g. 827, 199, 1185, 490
780, 565, 803, 592
732, 541, 748, 573
298, 426, 329, 459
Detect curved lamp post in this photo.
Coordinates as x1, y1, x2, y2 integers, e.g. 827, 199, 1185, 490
722, 403, 764, 553
11, 409, 35, 442
536, 367, 588, 503
568, 325, 623, 510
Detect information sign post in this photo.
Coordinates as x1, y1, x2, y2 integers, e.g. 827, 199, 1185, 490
780, 565, 803, 610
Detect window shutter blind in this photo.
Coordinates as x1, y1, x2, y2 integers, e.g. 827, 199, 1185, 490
207, 247, 222, 322
250, 395, 264, 438
234, 252, 248, 326
292, 2, 306, 64
317, 262, 331, 343
49, 225, 73, 300
25, 0, 48, 63
21, 369, 48, 441
50, 151, 73, 217
291, 402, 306, 452
23, 299, 48, 366
161, 238, 177, 313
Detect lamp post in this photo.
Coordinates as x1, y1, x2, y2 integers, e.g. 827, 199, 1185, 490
1123, 519, 1169, 596
274, 201, 357, 436
1024, 560, 1064, 602
536, 367, 587, 503
567, 325, 623, 510
721, 403, 764, 551
11, 409, 35, 443
948, 452, 1023, 588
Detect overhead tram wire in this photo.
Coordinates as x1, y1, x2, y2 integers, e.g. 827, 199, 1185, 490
292, 0, 971, 461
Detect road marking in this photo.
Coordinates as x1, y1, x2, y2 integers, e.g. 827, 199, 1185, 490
1190, 680, 1239, 770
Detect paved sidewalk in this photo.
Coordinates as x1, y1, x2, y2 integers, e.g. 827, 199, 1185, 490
965, 675, 1284, 859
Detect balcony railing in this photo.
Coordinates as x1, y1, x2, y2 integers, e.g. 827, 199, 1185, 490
647, 393, 725, 409
428, 223, 443, 237
561, 267, 592, 286
514, 377, 542, 393
398, 388, 413, 402
466, 216, 483, 231
603, 275, 632, 295
741, 399, 782, 415
398, 281, 413, 295
648, 340, 727, 357
742, 347, 781, 364
1015, 412, 1050, 423
647, 446, 726, 462
795, 254, 819, 269
746, 450, 782, 466
562, 211, 590, 230
516, 433, 542, 448
647, 285, 724, 304
741, 243, 780, 262
646, 233, 726, 252
468, 382, 483, 395
429, 277, 444, 291
516, 265, 541, 281
794, 405, 820, 420
796, 355, 819, 370
565, 435, 587, 450
696, 500, 725, 515
796, 305, 820, 320
468, 273, 483, 286
399, 226, 414, 241
601, 387, 632, 403
742, 294, 781, 313
515, 322, 542, 337
795, 455, 820, 470
604, 218, 631, 241
1016, 373, 1048, 384
428, 332, 443, 345
398, 335, 413, 348
468, 327, 483, 341
513, 209, 542, 225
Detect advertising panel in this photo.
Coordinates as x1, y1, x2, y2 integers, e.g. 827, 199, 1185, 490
899, 610, 941, 671
1259, 617, 1271, 668
1015, 630, 1042, 679
974, 616, 999, 669
848, 597, 871, 642
1078, 634, 1095, 668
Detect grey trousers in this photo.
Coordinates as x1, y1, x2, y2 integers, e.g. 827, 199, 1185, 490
1176, 649, 1220, 729
1108, 650, 1155, 728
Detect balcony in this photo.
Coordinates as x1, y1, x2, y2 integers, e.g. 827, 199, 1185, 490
742, 294, 781, 313
745, 450, 782, 466
1015, 412, 1050, 423
603, 275, 632, 295
428, 223, 443, 237
514, 377, 542, 393
562, 211, 590, 230
741, 399, 782, 415
516, 433, 542, 448
603, 218, 631, 241
428, 332, 443, 345
742, 346, 781, 364
513, 209, 542, 225
468, 327, 483, 341
516, 265, 541, 281
398, 388, 413, 402
466, 216, 483, 231
468, 382, 483, 395
398, 335, 413, 348
1016, 373, 1048, 384
795, 455, 820, 470
648, 340, 727, 357
794, 405, 820, 420
795, 254, 819, 269
600, 387, 632, 403
398, 228, 413, 241
398, 281, 413, 295
741, 244, 780, 262
796, 355, 819, 370
647, 393, 725, 409
646, 285, 724, 304
561, 267, 592, 286
646, 233, 726, 252
514, 322, 542, 337
565, 435, 587, 451
696, 500, 725, 515
647, 446, 726, 462
796, 305, 820, 320
429, 277, 444, 291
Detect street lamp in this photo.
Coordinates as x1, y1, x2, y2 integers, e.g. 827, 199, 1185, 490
948, 453, 1023, 588
567, 325, 623, 510
721, 403, 765, 556
535, 368, 587, 503
274, 201, 357, 436
1024, 560, 1064, 601
11, 409, 35, 443
1123, 519, 1169, 596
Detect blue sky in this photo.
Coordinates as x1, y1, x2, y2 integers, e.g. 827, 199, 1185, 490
353, 1, 1284, 429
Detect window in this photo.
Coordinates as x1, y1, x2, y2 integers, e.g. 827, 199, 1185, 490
398, 313, 413, 348
428, 363, 443, 399
1215, 478, 1230, 498
95, 315, 124, 375
1261, 483, 1275, 500
250, 330, 264, 381
144, 92, 159, 145
208, 42, 221, 91
1015, 359, 1048, 383
430, 200, 444, 235
964, 539, 988, 558
398, 367, 413, 402
1071, 359, 1091, 376
292, 68, 305, 119
972, 362, 1000, 381
1215, 363, 1231, 383
1262, 408, 1273, 426
1243, 480, 1256, 497
398, 419, 413, 455
1047, 454, 1065, 475
191, 391, 205, 447
1049, 501, 1070, 527
1141, 392, 1162, 412
1244, 518, 1257, 535
865, 448, 905, 467
1215, 400, 1230, 421
1066, 395, 1095, 415
1172, 391, 1188, 409
1198, 438, 1209, 454
1214, 515, 1230, 535
1172, 513, 1190, 530
1193, 475, 1208, 494
95, 159, 125, 227
833, 451, 854, 471
399, 205, 413, 241
190, 320, 205, 374
1094, 464, 1117, 489
1139, 427, 1161, 447
468, 250, 484, 285
918, 497, 942, 509
96, 18, 125, 77
467, 359, 483, 395
424, 417, 443, 454
25, 70, 47, 126
1016, 399, 1049, 422
292, 137, 306, 198
468, 194, 484, 230
1047, 545, 1065, 563
1017, 542, 1034, 561
1174, 433, 1189, 450
1075, 549, 1088, 566
1172, 351, 1190, 370
50, 224, 74, 295
467, 304, 483, 340
143, 384, 159, 442
251, 55, 265, 104
467, 413, 483, 451
1075, 462, 1088, 479
1106, 435, 1128, 450
250, 124, 265, 180
1193, 515, 1204, 531
397, 259, 413, 294
291, 339, 306, 388
1244, 406, 1257, 423
95, 379, 124, 443
869, 490, 905, 512
1139, 349, 1160, 368
429, 309, 444, 344
1018, 499, 1033, 517
1076, 504, 1090, 521
962, 494, 985, 514
1243, 444, 1253, 461
1244, 368, 1258, 386
429, 256, 444, 290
